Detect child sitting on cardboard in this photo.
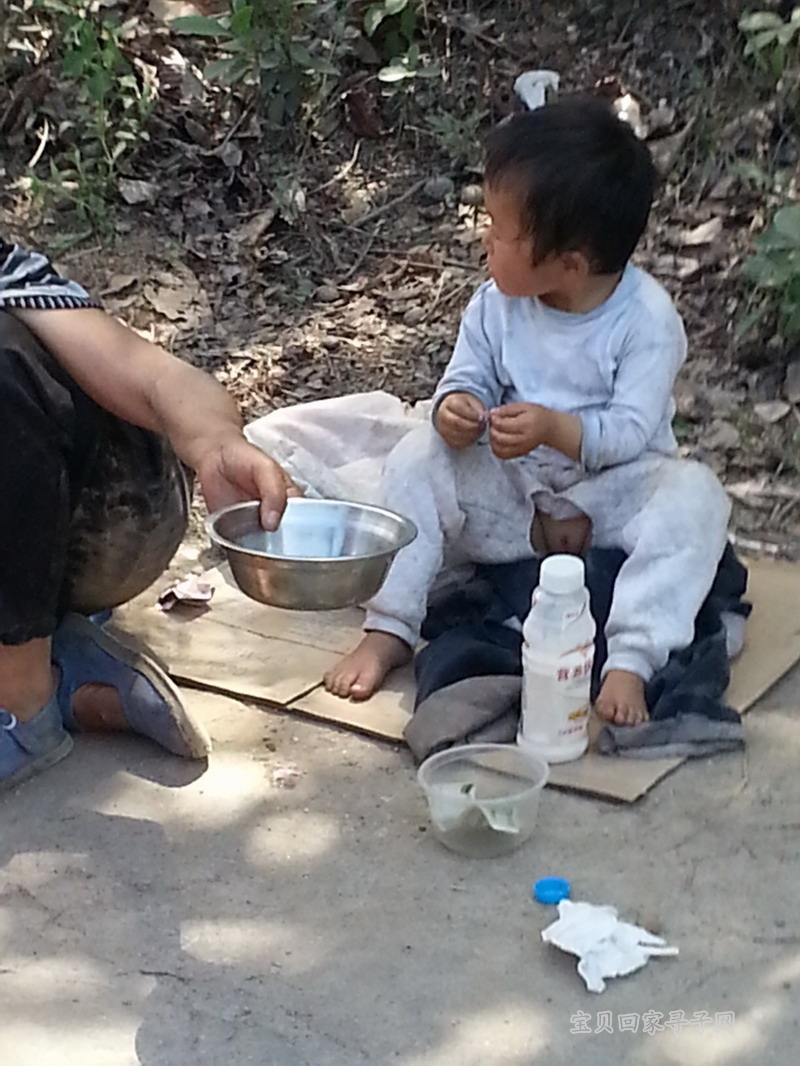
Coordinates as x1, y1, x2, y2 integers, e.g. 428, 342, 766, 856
325, 96, 731, 727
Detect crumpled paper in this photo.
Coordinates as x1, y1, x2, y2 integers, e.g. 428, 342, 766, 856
158, 573, 215, 612
613, 92, 647, 139
514, 70, 560, 111
541, 900, 679, 993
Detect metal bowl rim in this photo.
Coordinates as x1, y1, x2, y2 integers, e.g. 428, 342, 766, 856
206, 498, 417, 565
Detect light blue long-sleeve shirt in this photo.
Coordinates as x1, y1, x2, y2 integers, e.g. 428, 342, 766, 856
432, 265, 686, 472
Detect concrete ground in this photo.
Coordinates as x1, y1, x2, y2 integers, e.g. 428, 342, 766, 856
1, 667, 799, 1066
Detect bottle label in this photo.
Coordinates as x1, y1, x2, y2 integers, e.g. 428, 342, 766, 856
520, 642, 594, 748
560, 702, 590, 739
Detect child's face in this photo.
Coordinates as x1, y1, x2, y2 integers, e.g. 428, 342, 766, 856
482, 183, 582, 301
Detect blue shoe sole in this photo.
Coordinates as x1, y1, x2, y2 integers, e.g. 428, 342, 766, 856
0, 732, 73, 794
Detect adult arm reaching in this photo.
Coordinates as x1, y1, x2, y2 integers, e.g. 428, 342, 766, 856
12, 307, 299, 529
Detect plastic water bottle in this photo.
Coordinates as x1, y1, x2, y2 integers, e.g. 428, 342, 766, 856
517, 554, 596, 764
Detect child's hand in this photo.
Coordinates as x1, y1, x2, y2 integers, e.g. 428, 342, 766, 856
435, 391, 487, 449
489, 402, 552, 459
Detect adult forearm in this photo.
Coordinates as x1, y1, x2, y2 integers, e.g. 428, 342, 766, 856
14, 306, 295, 527
146, 355, 245, 470
13, 307, 244, 471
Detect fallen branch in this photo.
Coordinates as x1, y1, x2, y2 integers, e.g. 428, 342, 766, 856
729, 531, 800, 560
434, 276, 476, 314
27, 116, 50, 170
421, 271, 448, 323
341, 227, 379, 281
387, 253, 482, 273
728, 480, 800, 503
314, 139, 362, 195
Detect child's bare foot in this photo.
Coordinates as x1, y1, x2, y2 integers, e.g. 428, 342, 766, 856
324, 632, 412, 701
594, 669, 649, 726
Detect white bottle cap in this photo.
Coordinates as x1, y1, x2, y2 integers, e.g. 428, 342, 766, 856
539, 554, 585, 595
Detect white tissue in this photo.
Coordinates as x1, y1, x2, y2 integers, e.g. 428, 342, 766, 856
613, 92, 646, 139
541, 900, 679, 993
513, 70, 560, 111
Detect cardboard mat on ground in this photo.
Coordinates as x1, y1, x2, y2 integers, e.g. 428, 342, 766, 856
114, 558, 800, 802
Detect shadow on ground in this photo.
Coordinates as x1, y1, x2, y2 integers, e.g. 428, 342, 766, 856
1, 673, 799, 1065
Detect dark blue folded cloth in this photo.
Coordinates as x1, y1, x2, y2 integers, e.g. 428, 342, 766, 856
407, 545, 750, 761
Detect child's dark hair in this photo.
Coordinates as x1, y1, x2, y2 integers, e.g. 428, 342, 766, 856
484, 96, 656, 274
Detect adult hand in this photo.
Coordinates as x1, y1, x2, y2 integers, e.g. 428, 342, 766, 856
194, 434, 302, 530
435, 391, 487, 449
488, 402, 552, 459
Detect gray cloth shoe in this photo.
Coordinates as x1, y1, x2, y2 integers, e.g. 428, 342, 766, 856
53, 613, 211, 760
0, 694, 73, 793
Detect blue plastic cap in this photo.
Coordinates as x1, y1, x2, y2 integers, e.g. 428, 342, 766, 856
533, 877, 571, 905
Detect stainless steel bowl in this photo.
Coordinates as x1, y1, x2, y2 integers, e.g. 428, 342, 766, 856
206, 498, 417, 610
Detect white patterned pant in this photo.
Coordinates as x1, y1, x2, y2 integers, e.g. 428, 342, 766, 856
365, 425, 732, 683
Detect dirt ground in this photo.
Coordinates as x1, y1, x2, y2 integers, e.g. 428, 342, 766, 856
3, 0, 800, 552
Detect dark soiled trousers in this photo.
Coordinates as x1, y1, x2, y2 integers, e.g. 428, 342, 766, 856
0, 310, 189, 645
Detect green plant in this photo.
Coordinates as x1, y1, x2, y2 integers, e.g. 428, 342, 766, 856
742, 203, 800, 341
20, 0, 153, 235
425, 108, 483, 168
363, 0, 437, 84
363, 0, 415, 46
671, 415, 691, 444
740, 8, 800, 80
172, 0, 342, 125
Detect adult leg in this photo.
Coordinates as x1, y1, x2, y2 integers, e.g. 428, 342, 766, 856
0, 313, 99, 785
0, 314, 89, 716
325, 428, 537, 699
50, 351, 211, 757
0, 313, 203, 789
52, 400, 209, 757
566, 456, 731, 725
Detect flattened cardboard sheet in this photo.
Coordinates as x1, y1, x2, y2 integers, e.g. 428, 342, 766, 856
115, 558, 800, 802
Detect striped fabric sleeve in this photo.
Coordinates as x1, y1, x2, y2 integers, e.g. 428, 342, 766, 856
0, 237, 100, 310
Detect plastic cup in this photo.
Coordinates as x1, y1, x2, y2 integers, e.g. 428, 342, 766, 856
417, 742, 549, 858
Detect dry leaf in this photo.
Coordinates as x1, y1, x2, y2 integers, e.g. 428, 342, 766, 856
754, 401, 791, 424
649, 124, 692, 176
101, 273, 138, 296
783, 360, 800, 404
118, 178, 158, 206
703, 420, 740, 451
343, 86, 384, 138
647, 101, 676, 137
340, 189, 372, 225
234, 208, 277, 245
709, 175, 736, 201
144, 283, 195, 321
217, 139, 243, 169
315, 284, 340, 303
148, 0, 204, 18
653, 254, 701, 280
681, 217, 723, 246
